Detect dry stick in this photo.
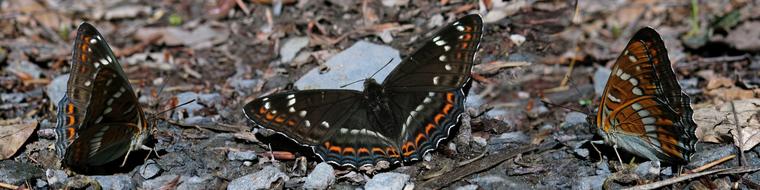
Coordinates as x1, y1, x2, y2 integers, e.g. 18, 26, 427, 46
690, 154, 736, 173
420, 142, 556, 189
730, 101, 747, 166
623, 168, 729, 190
0, 182, 18, 189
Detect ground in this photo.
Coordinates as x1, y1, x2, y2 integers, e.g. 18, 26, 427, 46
2, 0, 760, 189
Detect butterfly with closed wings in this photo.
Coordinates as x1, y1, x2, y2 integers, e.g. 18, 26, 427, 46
55, 23, 153, 168
243, 14, 483, 168
591, 27, 697, 164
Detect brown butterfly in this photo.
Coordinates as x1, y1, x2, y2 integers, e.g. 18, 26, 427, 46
590, 27, 697, 164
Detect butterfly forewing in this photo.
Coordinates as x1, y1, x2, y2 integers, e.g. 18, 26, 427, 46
383, 14, 483, 91
597, 27, 696, 163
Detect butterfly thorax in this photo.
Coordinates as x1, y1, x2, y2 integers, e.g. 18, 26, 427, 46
363, 78, 395, 127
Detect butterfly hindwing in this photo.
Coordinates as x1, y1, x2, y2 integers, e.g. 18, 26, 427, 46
383, 14, 483, 91
243, 90, 401, 166
597, 27, 696, 163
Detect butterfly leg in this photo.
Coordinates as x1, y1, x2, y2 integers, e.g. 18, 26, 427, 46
140, 145, 159, 162
612, 144, 625, 168
589, 140, 604, 162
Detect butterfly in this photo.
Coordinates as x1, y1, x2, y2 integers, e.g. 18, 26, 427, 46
591, 27, 697, 164
54, 23, 152, 168
243, 14, 483, 168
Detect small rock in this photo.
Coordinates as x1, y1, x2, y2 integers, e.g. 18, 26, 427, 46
9, 60, 42, 79
593, 67, 612, 96
104, 5, 151, 20
364, 172, 409, 190
563, 111, 588, 127
139, 160, 161, 179
227, 150, 258, 161
142, 175, 182, 190
574, 148, 589, 158
228, 78, 260, 96
280, 37, 310, 63
634, 161, 660, 180
178, 175, 217, 190
427, 14, 444, 29
228, 165, 289, 190
489, 132, 530, 145
294, 41, 401, 91
336, 171, 368, 184
577, 175, 605, 190
472, 136, 487, 147
45, 169, 68, 187
469, 175, 529, 189
595, 161, 611, 175
303, 162, 335, 190
91, 175, 135, 190
0, 160, 44, 185
455, 184, 479, 190
509, 34, 526, 46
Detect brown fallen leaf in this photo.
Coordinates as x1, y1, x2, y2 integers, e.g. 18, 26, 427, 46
693, 99, 760, 151
0, 120, 38, 159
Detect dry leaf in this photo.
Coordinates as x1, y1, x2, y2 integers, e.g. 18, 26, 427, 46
0, 120, 38, 159
693, 99, 760, 151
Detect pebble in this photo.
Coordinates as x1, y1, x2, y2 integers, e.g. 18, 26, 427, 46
577, 175, 605, 190
45, 169, 68, 187
0, 160, 43, 185
634, 161, 660, 180
303, 162, 335, 190
91, 174, 136, 190
228, 165, 289, 190
294, 41, 401, 91
364, 172, 409, 190
563, 111, 589, 127
227, 150, 258, 161
139, 160, 161, 179
178, 175, 217, 190
280, 37, 310, 63
593, 67, 612, 96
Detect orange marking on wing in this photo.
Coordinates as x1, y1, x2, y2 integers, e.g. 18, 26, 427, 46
67, 115, 76, 126
460, 43, 469, 49
324, 142, 331, 148
446, 92, 455, 103
358, 148, 370, 155
329, 146, 342, 154
442, 104, 453, 115
462, 34, 472, 41
67, 127, 76, 140
265, 113, 275, 120
274, 115, 286, 123
415, 133, 427, 146
258, 107, 266, 114
343, 147, 355, 155
372, 147, 385, 155
464, 26, 472, 32
425, 123, 436, 135
67, 103, 75, 114
434, 114, 445, 124
656, 127, 681, 158
387, 147, 400, 158
286, 119, 297, 126
402, 141, 416, 157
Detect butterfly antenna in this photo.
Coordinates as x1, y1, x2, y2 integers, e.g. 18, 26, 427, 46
369, 58, 395, 79
540, 98, 586, 114
566, 77, 594, 115
339, 58, 395, 88
157, 99, 196, 116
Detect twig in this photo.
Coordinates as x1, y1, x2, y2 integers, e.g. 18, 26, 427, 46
730, 101, 747, 166
420, 141, 557, 189
625, 167, 760, 190
690, 154, 735, 173
0, 182, 19, 189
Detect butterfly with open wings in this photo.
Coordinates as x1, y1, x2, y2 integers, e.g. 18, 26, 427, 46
591, 27, 697, 164
54, 23, 152, 168
243, 14, 483, 168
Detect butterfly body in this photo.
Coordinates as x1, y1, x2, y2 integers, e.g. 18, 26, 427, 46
591, 27, 696, 164
54, 23, 151, 167
244, 14, 483, 168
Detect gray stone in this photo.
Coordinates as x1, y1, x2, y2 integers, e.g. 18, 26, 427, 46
469, 175, 529, 189
139, 160, 161, 179
178, 175, 216, 190
634, 161, 660, 179
141, 175, 183, 190
577, 175, 605, 190
593, 67, 611, 96
364, 172, 409, 190
228, 165, 289, 190
45, 169, 68, 187
563, 111, 588, 127
280, 37, 310, 63
488, 131, 530, 145
294, 41, 401, 91
91, 174, 136, 190
0, 160, 43, 185
574, 148, 589, 158
303, 162, 335, 190
227, 150, 258, 161
454, 184, 479, 190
